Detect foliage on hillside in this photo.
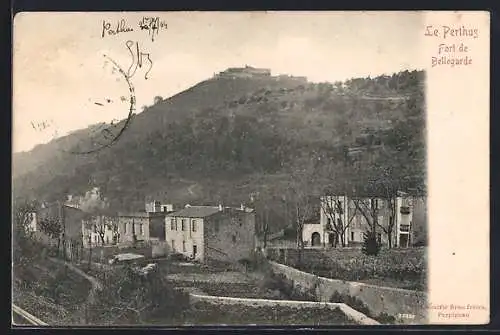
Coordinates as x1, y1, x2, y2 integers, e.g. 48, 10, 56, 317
13, 69, 426, 231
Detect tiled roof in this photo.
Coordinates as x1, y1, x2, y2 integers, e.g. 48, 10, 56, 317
166, 206, 221, 218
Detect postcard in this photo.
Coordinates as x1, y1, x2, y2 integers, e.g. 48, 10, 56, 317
12, 11, 490, 326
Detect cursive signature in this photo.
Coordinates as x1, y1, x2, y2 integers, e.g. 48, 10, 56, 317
139, 17, 167, 42
102, 19, 134, 38
125, 40, 153, 80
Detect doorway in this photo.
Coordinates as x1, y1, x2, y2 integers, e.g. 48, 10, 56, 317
399, 234, 409, 248
311, 232, 321, 247
193, 245, 197, 258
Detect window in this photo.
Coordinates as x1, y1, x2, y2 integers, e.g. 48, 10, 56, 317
182, 219, 186, 231
170, 218, 176, 231
171, 240, 176, 251
232, 234, 236, 243
94, 225, 97, 233
192, 220, 197, 232
351, 232, 354, 241
124, 223, 127, 234
139, 223, 144, 235
182, 240, 186, 252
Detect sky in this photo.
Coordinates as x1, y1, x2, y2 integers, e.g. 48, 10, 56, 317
13, 11, 425, 153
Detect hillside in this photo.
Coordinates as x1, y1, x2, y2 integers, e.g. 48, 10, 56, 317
13, 69, 426, 230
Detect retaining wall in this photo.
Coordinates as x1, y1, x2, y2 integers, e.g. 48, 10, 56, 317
189, 293, 379, 325
268, 261, 427, 324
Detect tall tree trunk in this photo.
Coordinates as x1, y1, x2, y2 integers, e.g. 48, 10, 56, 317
296, 206, 303, 266
388, 229, 393, 248
263, 224, 268, 249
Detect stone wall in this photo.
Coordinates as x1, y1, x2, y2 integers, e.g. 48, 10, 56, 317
188, 293, 379, 325
268, 261, 427, 324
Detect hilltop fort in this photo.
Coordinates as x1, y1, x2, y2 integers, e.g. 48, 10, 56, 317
214, 65, 308, 84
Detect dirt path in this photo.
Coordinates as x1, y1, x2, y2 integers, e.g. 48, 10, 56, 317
47, 258, 103, 321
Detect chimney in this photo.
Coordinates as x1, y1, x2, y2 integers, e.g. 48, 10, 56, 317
218, 204, 223, 211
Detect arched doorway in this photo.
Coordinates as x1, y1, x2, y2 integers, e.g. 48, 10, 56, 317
311, 232, 321, 247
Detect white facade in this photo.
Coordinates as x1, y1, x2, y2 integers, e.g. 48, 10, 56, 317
146, 201, 173, 213
303, 195, 349, 248
165, 216, 204, 261
302, 194, 418, 248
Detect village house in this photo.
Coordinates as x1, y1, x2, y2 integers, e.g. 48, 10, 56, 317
82, 201, 175, 247
165, 204, 256, 263
302, 194, 426, 248
81, 215, 119, 247
31, 201, 87, 259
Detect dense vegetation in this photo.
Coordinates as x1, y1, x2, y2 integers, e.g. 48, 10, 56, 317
13, 69, 426, 233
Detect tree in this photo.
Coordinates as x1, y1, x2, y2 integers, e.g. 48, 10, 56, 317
153, 96, 163, 105
362, 230, 381, 256
80, 187, 116, 245
286, 158, 321, 264
250, 191, 271, 250
320, 195, 356, 248
13, 199, 39, 267
317, 160, 356, 248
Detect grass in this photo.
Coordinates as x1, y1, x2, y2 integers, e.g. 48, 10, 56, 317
12, 257, 92, 325
268, 247, 426, 291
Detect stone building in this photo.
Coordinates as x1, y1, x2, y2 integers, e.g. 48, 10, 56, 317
165, 204, 256, 263
302, 194, 427, 248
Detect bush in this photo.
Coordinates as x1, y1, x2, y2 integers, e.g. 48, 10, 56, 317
262, 271, 316, 301
362, 231, 381, 256
329, 291, 371, 317
329, 291, 396, 324
88, 264, 190, 324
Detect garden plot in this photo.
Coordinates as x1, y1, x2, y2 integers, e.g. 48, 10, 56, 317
149, 300, 359, 325
268, 247, 426, 291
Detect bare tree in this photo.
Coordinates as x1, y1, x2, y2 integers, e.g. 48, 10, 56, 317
351, 197, 379, 235
320, 195, 356, 247
80, 188, 116, 245
287, 160, 321, 264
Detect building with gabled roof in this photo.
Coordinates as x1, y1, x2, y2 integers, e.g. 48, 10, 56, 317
165, 204, 256, 263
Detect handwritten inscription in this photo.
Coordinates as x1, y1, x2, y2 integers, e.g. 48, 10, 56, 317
101, 17, 167, 41
125, 40, 153, 80
102, 19, 134, 38
30, 119, 59, 138
139, 17, 168, 42
31, 120, 52, 132
425, 25, 478, 68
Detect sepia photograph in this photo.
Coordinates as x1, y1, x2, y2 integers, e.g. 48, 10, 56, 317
11, 11, 489, 327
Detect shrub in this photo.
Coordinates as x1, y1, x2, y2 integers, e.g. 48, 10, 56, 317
88, 264, 190, 324
329, 291, 372, 317
362, 231, 381, 256
330, 291, 396, 324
